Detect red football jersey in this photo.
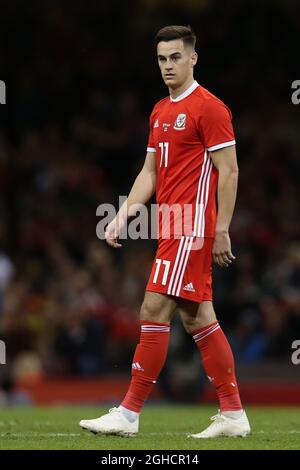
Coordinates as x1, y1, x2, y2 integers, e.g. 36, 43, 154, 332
147, 81, 235, 239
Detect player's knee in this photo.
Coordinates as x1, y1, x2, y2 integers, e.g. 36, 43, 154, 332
140, 294, 171, 323
182, 301, 217, 334
199, 301, 217, 325
182, 316, 200, 334
140, 298, 162, 322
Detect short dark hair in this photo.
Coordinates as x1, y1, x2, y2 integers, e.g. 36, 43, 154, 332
155, 25, 196, 49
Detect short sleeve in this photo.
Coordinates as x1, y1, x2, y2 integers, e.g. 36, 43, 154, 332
147, 110, 156, 153
198, 99, 236, 151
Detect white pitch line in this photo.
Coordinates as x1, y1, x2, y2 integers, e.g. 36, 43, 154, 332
0, 433, 81, 437
0, 430, 299, 438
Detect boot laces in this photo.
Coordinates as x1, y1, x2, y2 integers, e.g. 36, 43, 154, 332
108, 407, 120, 414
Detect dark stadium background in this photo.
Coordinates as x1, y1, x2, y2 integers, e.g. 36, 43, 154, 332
0, 0, 299, 406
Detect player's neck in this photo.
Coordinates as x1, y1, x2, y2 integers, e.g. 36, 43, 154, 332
169, 77, 195, 100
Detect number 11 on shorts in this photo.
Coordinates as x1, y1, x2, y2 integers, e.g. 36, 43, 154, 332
153, 258, 171, 285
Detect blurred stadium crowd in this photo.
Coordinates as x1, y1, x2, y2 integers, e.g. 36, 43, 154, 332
0, 0, 299, 398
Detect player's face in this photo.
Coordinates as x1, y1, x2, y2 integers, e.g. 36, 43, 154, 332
157, 39, 197, 89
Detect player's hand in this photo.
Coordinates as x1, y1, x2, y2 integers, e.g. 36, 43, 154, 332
105, 216, 125, 248
212, 231, 236, 267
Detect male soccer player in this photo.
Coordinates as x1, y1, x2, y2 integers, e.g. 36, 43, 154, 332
80, 25, 250, 438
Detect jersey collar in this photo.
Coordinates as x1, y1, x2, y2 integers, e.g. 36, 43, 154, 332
170, 80, 199, 103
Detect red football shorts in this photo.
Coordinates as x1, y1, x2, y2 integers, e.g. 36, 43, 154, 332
146, 236, 213, 303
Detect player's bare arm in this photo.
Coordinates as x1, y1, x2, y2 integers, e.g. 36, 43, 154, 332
210, 145, 239, 268
105, 151, 156, 248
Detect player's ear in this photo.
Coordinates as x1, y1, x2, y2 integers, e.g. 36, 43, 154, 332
191, 52, 198, 67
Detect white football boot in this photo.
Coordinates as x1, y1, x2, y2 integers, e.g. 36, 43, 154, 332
188, 410, 250, 438
79, 407, 139, 437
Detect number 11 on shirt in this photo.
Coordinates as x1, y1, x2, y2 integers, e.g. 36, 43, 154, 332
159, 142, 169, 167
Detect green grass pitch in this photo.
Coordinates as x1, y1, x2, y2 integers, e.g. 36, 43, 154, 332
0, 406, 299, 450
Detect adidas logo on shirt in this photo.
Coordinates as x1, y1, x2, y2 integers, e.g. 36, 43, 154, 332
154, 119, 159, 128
132, 362, 144, 371
183, 282, 195, 292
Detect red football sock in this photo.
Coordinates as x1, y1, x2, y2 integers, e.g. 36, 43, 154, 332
121, 320, 170, 413
192, 321, 242, 411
